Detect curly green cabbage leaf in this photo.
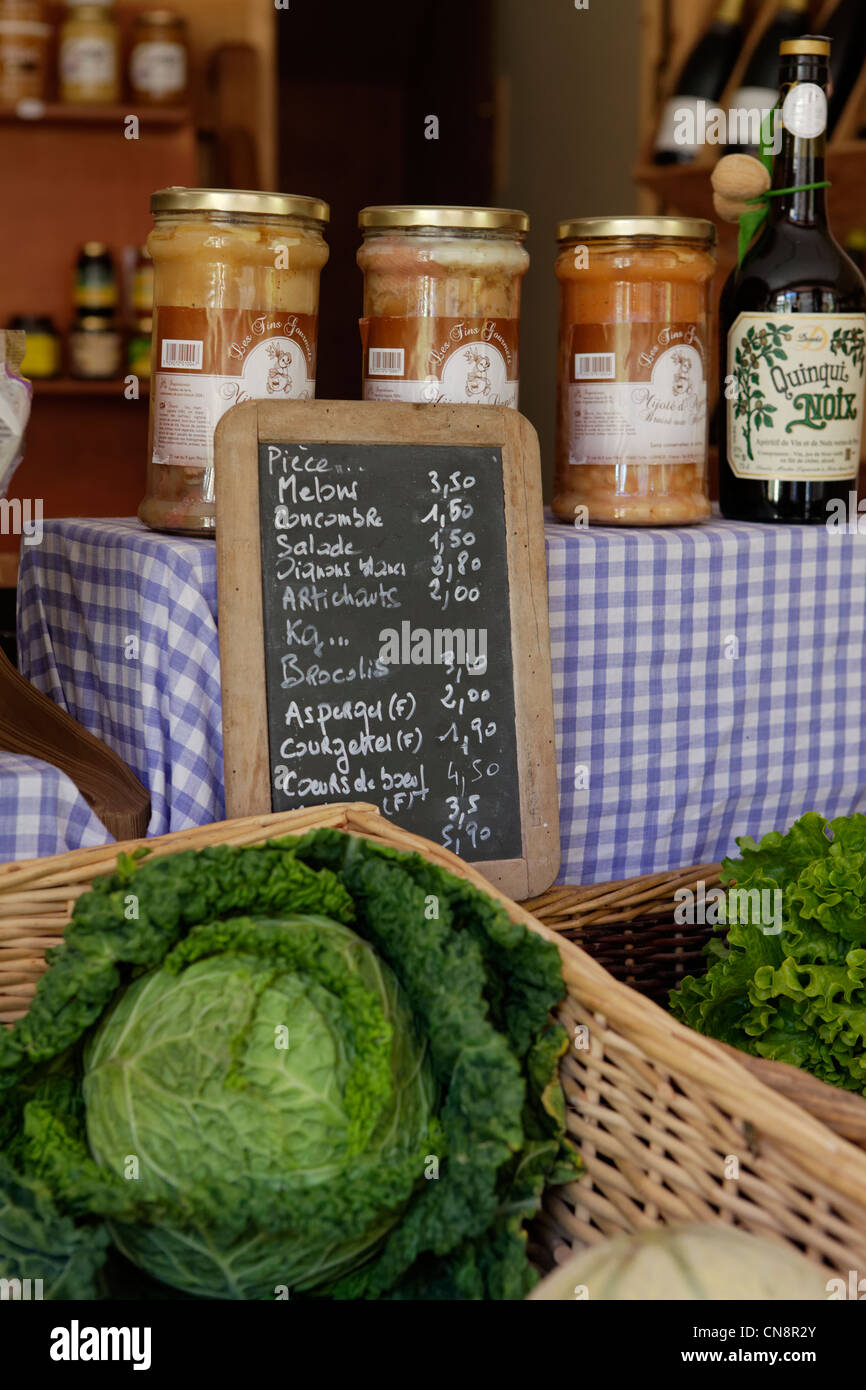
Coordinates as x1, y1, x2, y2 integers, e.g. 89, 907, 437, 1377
670, 812, 866, 1093
0, 831, 577, 1299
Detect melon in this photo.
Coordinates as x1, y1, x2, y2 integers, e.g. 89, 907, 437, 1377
528, 1223, 829, 1301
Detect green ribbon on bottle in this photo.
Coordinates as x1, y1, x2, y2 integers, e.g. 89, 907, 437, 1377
736, 102, 831, 265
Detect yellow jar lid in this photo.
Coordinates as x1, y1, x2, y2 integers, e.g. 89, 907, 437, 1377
557, 215, 717, 243
359, 205, 529, 232
151, 187, 330, 223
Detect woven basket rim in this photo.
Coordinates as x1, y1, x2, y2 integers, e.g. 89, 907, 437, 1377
4, 801, 866, 1207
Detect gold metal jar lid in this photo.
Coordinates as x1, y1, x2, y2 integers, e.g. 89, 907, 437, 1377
780, 35, 831, 56
151, 187, 330, 223
557, 215, 717, 243
136, 9, 185, 25
359, 205, 529, 232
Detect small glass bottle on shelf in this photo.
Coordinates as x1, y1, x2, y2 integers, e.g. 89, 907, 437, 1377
129, 10, 189, 106
74, 241, 118, 320
59, 1, 120, 106
0, 0, 50, 106
68, 315, 122, 380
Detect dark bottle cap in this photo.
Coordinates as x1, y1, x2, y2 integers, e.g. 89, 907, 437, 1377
7, 314, 57, 333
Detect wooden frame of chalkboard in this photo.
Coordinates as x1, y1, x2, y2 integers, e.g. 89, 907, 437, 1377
215, 399, 559, 898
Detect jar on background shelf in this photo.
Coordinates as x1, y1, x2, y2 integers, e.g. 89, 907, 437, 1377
60, 1, 120, 106
129, 10, 188, 105
0, 0, 49, 106
7, 314, 60, 378
127, 316, 152, 379
139, 186, 330, 536
74, 241, 118, 320
357, 205, 529, 406
130, 245, 154, 318
68, 315, 122, 380
553, 216, 717, 527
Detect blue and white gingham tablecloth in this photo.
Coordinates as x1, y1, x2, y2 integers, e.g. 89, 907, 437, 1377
0, 751, 112, 862
15, 514, 866, 883
17, 518, 223, 841
547, 515, 866, 882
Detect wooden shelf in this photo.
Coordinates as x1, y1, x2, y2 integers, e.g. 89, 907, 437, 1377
32, 377, 149, 398
0, 102, 193, 128
638, 0, 866, 230
636, 141, 866, 236
633, 160, 717, 220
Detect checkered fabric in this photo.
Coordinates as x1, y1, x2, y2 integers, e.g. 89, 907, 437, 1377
17, 515, 866, 884
545, 512, 866, 883
0, 751, 111, 863
18, 518, 222, 838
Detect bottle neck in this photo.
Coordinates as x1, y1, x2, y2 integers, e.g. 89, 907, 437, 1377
770, 126, 828, 226
770, 56, 830, 228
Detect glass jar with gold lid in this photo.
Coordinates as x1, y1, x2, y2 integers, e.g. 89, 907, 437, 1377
139, 186, 329, 536
130, 10, 188, 105
357, 205, 529, 407
553, 216, 717, 526
59, 2, 120, 105
0, 0, 50, 105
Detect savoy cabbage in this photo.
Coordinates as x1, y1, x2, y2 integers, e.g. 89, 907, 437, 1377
0, 829, 577, 1299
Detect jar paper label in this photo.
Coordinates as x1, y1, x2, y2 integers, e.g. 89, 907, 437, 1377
360, 316, 519, 407
60, 36, 116, 85
564, 321, 708, 466
726, 312, 866, 481
151, 307, 318, 469
131, 41, 186, 98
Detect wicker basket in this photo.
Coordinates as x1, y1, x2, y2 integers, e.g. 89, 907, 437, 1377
526, 874, 866, 1154
3, 803, 866, 1283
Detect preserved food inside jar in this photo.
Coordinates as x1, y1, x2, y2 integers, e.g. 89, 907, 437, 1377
140, 186, 329, 536
357, 205, 529, 407
553, 217, 717, 526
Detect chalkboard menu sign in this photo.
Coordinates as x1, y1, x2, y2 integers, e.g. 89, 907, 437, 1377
215, 400, 559, 898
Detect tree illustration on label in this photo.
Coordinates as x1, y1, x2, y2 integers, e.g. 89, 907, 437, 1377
732, 323, 794, 461
830, 325, 866, 374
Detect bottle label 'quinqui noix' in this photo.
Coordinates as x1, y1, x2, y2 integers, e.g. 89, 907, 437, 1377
727, 312, 866, 481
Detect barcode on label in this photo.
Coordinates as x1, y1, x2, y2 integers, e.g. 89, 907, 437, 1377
574, 353, 616, 380
161, 339, 204, 370
368, 347, 405, 377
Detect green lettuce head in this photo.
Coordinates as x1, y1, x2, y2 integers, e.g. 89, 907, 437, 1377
0, 831, 577, 1300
